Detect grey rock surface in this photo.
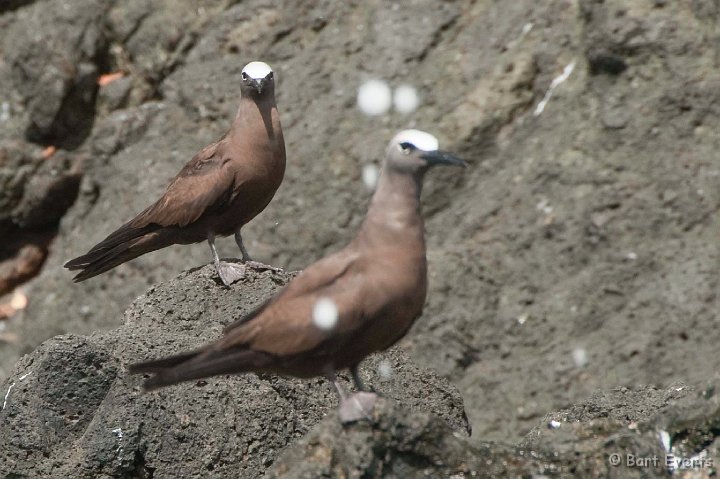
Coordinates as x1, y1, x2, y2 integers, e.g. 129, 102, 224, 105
3, 0, 109, 149
0, 0, 719, 461
268, 383, 720, 478
265, 398, 523, 479
0, 140, 82, 297
0, 267, 468, 478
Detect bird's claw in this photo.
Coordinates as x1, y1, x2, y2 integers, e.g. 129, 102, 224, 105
338, 391, 378, 424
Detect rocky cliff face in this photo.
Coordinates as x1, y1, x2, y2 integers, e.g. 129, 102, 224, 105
2, 266, 717, 478
1, 0, 719, 476
267, 385, 720, 479
0, 268, 469, 477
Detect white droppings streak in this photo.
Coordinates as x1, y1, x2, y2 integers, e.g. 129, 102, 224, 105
357, 79, 392, 116
2, 371, 31, 410
536, 198, 553, 215
2, 384, 14, 411
659, 430, 671, 452
312, 298, 338, 330
112, 427, 124, 462
393, 84, 420, 114
534, 61, 576, 116
362, 164, 379, 190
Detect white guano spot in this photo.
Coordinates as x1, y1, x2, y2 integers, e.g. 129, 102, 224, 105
112, 427, 124, 462
312, 298, 338, 330
536, 198, 552, 215
534, 61, 576, 116
659, 430, 671, 452
357, 79, 392, 116
2, 371, 31, 410
2, 384, 14, 411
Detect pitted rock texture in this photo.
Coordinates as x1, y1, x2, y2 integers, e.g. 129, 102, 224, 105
268, 384, 720, 479
0, 267, 468, 478
0, 0, 719, 458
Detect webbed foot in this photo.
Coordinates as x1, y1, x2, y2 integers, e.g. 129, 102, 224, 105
338, 391, 378, 424
216, 261, 247, 285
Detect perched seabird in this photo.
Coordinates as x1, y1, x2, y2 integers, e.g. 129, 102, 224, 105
65, 61, 285, 285
130, 130, 466, 422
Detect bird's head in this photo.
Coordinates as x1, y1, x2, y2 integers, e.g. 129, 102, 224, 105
240, 61, 275, 97
385, 129, 466, 173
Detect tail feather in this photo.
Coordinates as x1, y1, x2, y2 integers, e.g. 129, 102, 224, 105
128, 350, 203, 374
130, 348, 273, 391
70, 241, 145, 282
65, 224, 166, 282
65, 220, 156, 269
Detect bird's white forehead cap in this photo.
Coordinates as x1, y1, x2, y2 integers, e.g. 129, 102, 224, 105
392, 129, 439, 151
242, 61, 273, 80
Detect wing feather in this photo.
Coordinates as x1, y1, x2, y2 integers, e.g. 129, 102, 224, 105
214, 248, 384, 356
132, 139, 235, 228
222, 251, 357, 333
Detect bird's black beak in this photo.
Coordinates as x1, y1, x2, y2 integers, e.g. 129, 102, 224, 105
251, 79, 266, 94
420, 150, 467, 167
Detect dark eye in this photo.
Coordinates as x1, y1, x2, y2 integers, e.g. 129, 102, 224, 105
399, 142, 414, 152
241, 72, 249, 81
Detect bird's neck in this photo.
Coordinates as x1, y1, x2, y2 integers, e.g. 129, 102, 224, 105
359, 167, 425, 247
233, 95, 281, 144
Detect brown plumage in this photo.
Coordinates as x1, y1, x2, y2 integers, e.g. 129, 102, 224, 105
130, 129, 466, 422
65, 61, 285, 285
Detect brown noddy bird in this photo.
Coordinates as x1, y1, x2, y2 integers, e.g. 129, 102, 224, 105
64, 61, 285, 285
129, 130, 466, 422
